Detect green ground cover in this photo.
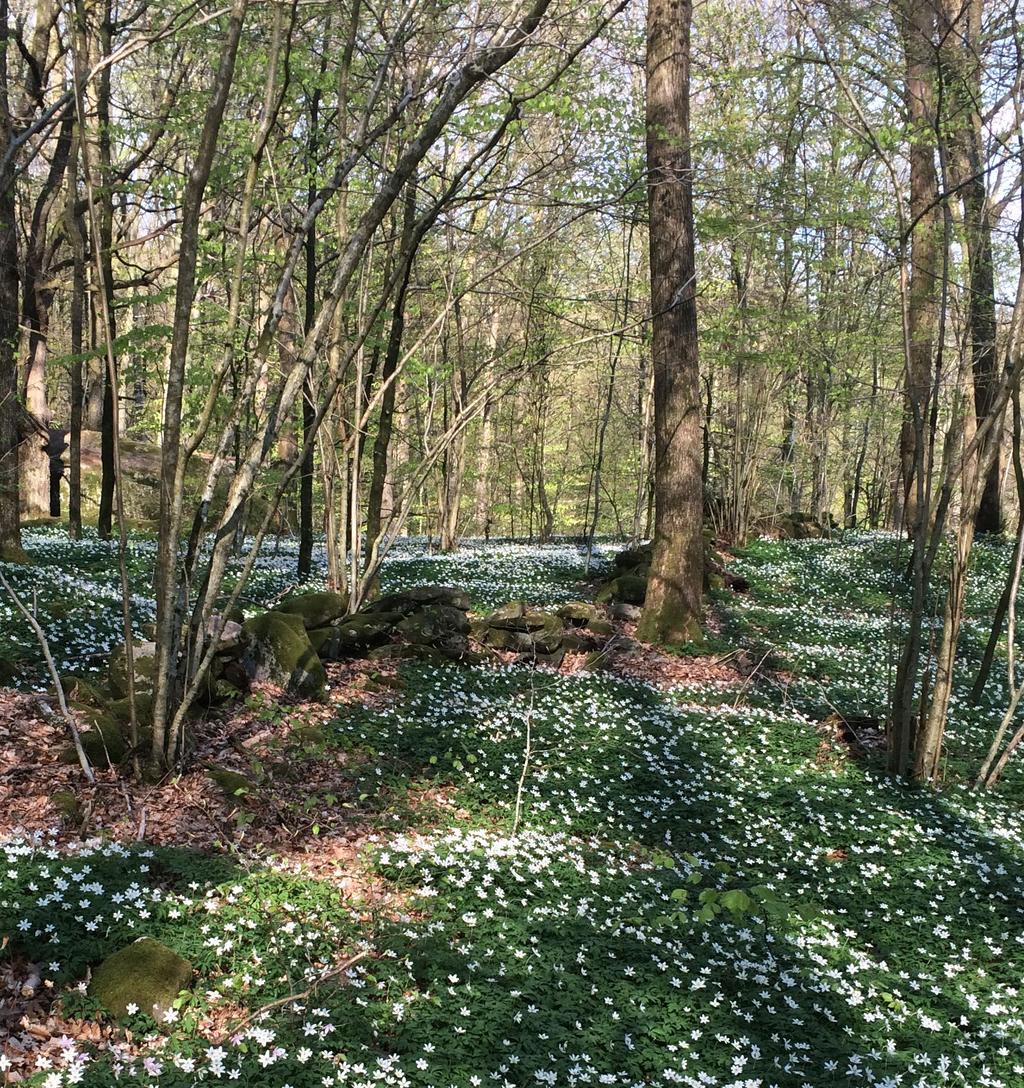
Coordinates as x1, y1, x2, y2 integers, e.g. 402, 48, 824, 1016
3, 532, 1024, 1088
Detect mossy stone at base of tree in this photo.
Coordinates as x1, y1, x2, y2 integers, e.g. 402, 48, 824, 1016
89, 937, 192, 1021
108, 641, 158, 698
241, 612, 327, 699
71, 711, 129, 766
596, 574, 647, 606
275, 590, 349, 629
613, 544, 653, 571
60, 675, 107, 708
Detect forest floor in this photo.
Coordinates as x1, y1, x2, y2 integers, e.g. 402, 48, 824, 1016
2, 532, 1024, 1088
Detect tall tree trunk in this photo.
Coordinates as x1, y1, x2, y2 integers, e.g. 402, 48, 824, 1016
637, 0, 704, 644
67, 141, 86, 538
366, 179, 417, 552
149, 0, 248, 773
94, 0, 118, 539
898, 0, 941, 537
0, 0, 23, 559
937, 0, 1002, 533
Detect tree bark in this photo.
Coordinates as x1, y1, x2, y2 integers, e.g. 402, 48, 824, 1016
0, 0, 24, 559
637, 0, 703, 644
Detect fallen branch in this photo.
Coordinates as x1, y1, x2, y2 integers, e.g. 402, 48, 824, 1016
213, 950, 370, 1044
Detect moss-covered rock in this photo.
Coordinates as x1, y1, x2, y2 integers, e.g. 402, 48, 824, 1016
585, 618, 615, 637
596, 574, 647, 606
311, 613, 399, 660
364, 585, 471, 616
75, 712, 129, 766
486, 602, 562, 633
108, 641, 158, 699
60, 675, 107, 708
206, 765, 255, 800
614, 544, 652, 571
275, 590, 349, 629
241, 612, 327, 699
290, 723, 328, 747
51, 790, 82, 821
89, 938, 192, 1020
397, 605, 470, 646
556, 601, 598, 626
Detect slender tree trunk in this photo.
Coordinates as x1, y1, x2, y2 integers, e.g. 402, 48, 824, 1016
637, 0, 704, 644
94, 0, 117, 539
68, 145, 86, 538
149, 0, 248, 773
0, 0, 24, 560
898, 0, 941, 537
366, 179, 417, 551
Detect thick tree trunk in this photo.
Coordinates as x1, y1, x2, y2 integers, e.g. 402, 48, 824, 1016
637, 0, 703, 644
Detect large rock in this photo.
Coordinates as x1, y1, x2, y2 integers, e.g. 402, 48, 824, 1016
108, 641, 158, 698
556, 601, 598, 627
396, 605, 471, 658
614, 544, 652, 573
485, 602, 561, 633
364, 585, 471, 616
397, 604, 470, 642
476, 605, 566, 659
310, 613, 399, 660
89, 937, 192, 1020
275, 590, 349, 630
240, 612, 327, 698
596, 574, 647, 606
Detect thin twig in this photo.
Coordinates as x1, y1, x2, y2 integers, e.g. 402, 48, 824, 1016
0, 571, 95, 782
214, 950, 369, 1044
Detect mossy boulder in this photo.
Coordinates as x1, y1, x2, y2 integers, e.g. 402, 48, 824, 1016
108, 641, 158, 699
486, 602, 561, 633
477, 626, 535, 652
241, 612, 327, 699
51, 790, 82, 821
586, 618, 615, 637
74, 712, 129, 766
775, 512, 830, 540
556, 602, 598, 626
614, 544, 652, 572
310, 613, 399, 660
364, 585, 471, 616
397, 605, 470, 646
60, 675, 107, 709
596, 574, 647, 606
89, 938, 192, 1021
476, 606, 565, 658
275, 590, 349, 630
206, 764, 255, 800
